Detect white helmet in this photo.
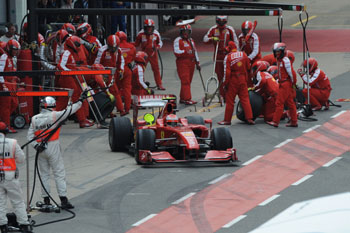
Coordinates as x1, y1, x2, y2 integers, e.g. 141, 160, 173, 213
40, 96, 56, 109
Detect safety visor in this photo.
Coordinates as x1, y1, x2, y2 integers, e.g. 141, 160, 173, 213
77, 27, 88, 36
242, 28, 249, 36
144, 26, 154, 34
108, 45, 118, 53
216, 20, 227, 26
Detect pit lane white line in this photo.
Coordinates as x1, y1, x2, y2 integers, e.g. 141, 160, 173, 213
208, 173, 231, 184
331, 110, 347, 118
323, 157, 342, 167
258, 195, 280, 206
274, 139, 293, 148
303, 125, 321, 133
242, 155, 263, 166
292, 175, 313, 186
132, 214, 157, 227
172, 192, 196, 205
222, 215, 247, 228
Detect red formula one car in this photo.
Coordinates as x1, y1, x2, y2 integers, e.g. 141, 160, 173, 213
108, 94, 237, 165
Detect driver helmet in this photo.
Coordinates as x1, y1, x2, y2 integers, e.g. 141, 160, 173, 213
165, 114, 179, 127
40, 96, 56, 109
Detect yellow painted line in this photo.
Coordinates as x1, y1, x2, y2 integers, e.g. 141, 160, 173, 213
291, 15, 317, 27
198, 103, 221, 113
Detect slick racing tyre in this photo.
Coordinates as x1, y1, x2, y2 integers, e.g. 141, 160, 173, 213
135, 129, 155, 165
211, 127, 233, 150
109, 116, 133, 152
236, 91, 263, 122
185, 115, 205, 125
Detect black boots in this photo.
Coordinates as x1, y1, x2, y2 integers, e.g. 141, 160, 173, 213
43, 197, 50, 205
20, 224, 33, 233
59, 196, 74, 209
0, 225, 8, 233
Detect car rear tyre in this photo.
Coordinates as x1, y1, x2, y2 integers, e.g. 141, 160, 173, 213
236, 91, 263, 122
135, 129, 156, 164
109, 116, 133, 152
211, 127, 233, 150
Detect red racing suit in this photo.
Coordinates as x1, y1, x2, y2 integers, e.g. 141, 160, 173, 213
82, 35, 102, 65
300, 68, 331, 108
254, 71, 279, 121
223, 51, 253, 122
272, 56, 298, 125
56, 48, 89, 124
134, 29, 163, 87
261, 53, 277, 66
238, 32, 261, 64
203, 25, 239, 96
173, 36, 199, 102
0, 53, 19, 127
119, 40, 136, 112
95, 45, 125, 113
132, 63, 149, 96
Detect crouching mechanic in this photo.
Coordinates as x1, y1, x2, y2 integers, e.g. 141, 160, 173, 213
251, 61, 279, 122
27, 95, 85, 209
0, 122, 33, 233
298, 57, 332, 111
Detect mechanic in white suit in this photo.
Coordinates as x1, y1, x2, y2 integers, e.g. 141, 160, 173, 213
0, 122, 33, 233
27, 96, 83, 209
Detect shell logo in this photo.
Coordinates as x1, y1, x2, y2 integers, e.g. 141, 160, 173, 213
123, 53, 127, 58
237, 61, 242, 67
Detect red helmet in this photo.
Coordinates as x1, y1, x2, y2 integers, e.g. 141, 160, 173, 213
115, 31, 127, 41
286, 50, 295, 64
23, 22, 28, 32
216, 16, 228, 27
303, 57, 318, 73
65, 36, 81, 53
225, 41, 237, 53
144, 19, 155, 35
62, 23, 76, 35
77, 23, 92, 39
6, 39, 21, 57
56, 29, 69, 45
241, 20, 253, 36
165, 114, 179, 126
252, 61, 269, 76
91, 63, 105, 70
0, 41, 6, 55
273, 42, 286, 59
267, 65, 278, 79
106, 35, 120, 53
0, 122, 8, 134
180, 24, 192, 39
135, 51, 148, 64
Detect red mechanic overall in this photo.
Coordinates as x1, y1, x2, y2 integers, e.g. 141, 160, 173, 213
203, 16, 239, 97
116, 31, 136, 114
134, 19, 165, 90
267, 43, 298, 127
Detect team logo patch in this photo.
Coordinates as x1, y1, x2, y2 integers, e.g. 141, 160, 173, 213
237, 61, 242, 67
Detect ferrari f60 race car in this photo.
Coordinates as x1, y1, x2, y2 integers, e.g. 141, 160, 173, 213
108, 94, 237, 165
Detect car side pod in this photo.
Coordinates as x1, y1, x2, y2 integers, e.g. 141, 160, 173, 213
204, 148, 237, 161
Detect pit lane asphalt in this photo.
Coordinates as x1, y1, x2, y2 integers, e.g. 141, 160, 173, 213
10, 0, 350, 232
